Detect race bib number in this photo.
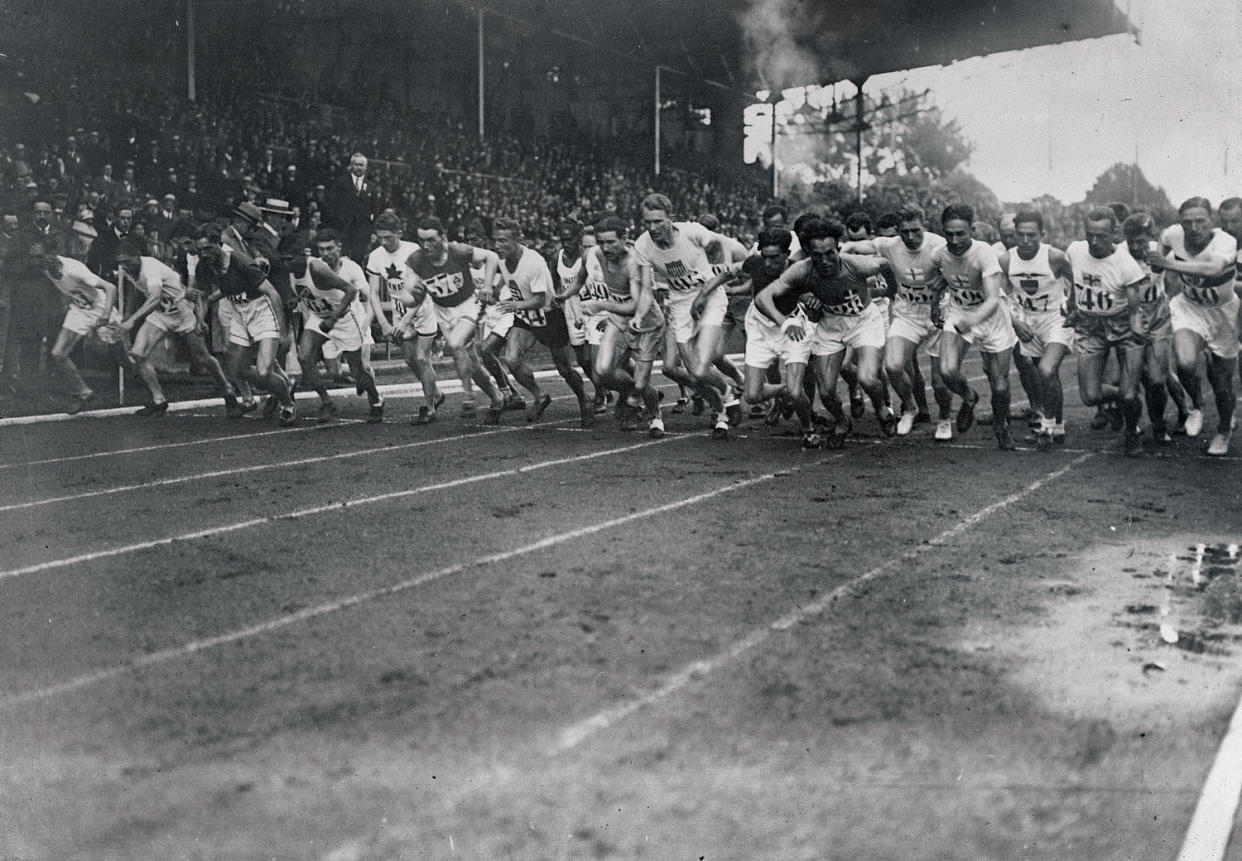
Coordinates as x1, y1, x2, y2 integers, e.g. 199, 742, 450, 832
424, 272, 465, 299
1074, 281, 1116, 314
68, 288, 95, 310
1181, 283, 1225, 306
511, 279, 547, 327
296, 285, 334, 316
952, 288, 985, 308
1020, 292, 1051, 313
823, 291, 866, 316
583, 279, 611, 302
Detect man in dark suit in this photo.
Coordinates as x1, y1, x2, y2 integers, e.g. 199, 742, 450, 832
325, 152, 376, 264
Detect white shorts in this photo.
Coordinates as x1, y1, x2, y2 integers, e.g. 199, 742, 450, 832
143, 299, 198, 336
433, 296, 481, 335
481, 301, 514, 340
62, 293, 117, 336
306, 307, 366, 355
667, 289, 726, 344
887, 298, 943, 357
872, 296, 891, 333
944, 303, 1018, 355
1170, 293, 1240, 359
396, 294, 438, 339
810, 301, 887, 357
227, 295, 281, 347
1015, 307, 1075, 358
743, 303, 811, 368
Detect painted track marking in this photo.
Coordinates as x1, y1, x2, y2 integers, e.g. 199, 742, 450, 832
550, 452, 1094, 754
0, 455, 841, 708
0, 434, 686, 580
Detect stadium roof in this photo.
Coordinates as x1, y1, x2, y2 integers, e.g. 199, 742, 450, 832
469, 0, 1136, 93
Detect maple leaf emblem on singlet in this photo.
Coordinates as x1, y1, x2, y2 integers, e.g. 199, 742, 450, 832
384, 263, 402, 281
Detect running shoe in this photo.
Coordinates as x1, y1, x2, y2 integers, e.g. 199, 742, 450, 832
671, 396, 689, 414
896, 410, 917, 437
66, 390, 94, 415
878, 408, 899, 437
994, 423, 1017, 451
691, 395, 706, 416
278, 403, 297, 427
316, 401, 339, 423
529, 393, 552, 421
826, 416, 852, 449
504, 392, 527, 411
711, 413, 730, 440
1123, 432, 1144, 458
801, 430, 823, 449
1035, 429, 1053, 451
1184, 409, 1204, 438
934, 419, 953, 441
366, 399, 385, 424
136, 401, 169, 417
955, 389, 979, 433
1207, 431, 1232, 457
648, 416, 666, 439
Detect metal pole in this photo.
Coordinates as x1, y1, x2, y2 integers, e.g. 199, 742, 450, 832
654, 65, 661, 175
854, 84, 865, 201
477, 8, 485, 139
186, 0, 196, 102
770, 100, 778, 198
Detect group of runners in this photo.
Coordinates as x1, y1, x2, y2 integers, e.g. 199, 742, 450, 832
28, 191, 1241, 457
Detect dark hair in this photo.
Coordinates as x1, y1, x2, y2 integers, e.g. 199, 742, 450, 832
557, 219, 583, 238
1122, 211, 1156, 240
594, 215, 628, 237
1013, 209, 1044, 233
199, 223, 224, 243
940, 203, 974, 226
493, 216, 522, 237
845, 211, 872, 233
1108, 202, 1132, 223
696, 213, 721, 231
374, 213, 402, 233
792, 212, 824, 247
761, 203, 789, 223
315, 227, 341, 245
876, 212, 901, 232
1179, 196, 1212, 216
1220, 197, 1242, 213
114, 240, 141, 259
755, 226, 792, 252
801, 219, 845, 245
417, 215, 445, 234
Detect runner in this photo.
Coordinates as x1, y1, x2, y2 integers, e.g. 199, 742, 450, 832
929, 204, 1019, 450
755, 218, 899, 448
843, 204, 950, 437
997, 209, 1075, 449
195, 225, 297, 427
112, 241, 240, 416
551, 219, 604, 410
365, 213, 441, 424
492, 217, 593, 427
1122, 211, 1182, 444
577, 215, 666, 437
1064, 206, 1149, 457
634, 193, 747, 438
406, 215, 507, 421
25, 237, 119, 414
1149, 196, 1238, 456
292, 229, 384, 423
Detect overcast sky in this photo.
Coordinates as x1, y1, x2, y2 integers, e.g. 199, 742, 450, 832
872, 0, 1242, 206
757, 0, 1241, 207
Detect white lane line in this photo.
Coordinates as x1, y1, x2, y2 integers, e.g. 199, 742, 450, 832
1177, 691, 1242, 861
0, 455, 841, 708
0, 422, 544, 513
551, 452, 1094, 754
0, 435, 686, 581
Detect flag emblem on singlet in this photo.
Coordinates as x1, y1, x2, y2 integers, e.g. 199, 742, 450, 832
665, 261, 687, 278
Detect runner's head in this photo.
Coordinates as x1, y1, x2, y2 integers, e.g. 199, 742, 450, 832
315, 228, 342, 267
1178, 197, 1213, 249
374, 213, 403, 252
1084, 206, 1117, 259
895, 204, 926, 251
594, 215, 628, 262
415, 215, 446, 257
940, 203, 974, 256
492, 217, 522, 261
195, 224, 226, 270
1217, 197, 1242, 241
114, 240, 142, 278
755, 226, 792, 276
1122, 211, 1156, 260
761, 203, 789, 228
802, 219, 845, 278
997, 212, 1017, 249
1012, 209, 1043, 257
792, 211, 824, 252
557, 219, 583, 255
875, 212, 900, 238
844, 211, 872, 242
640, 193, 674, 245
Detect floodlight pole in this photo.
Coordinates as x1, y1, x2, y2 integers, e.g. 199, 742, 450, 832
186, 0, 196, 102
854, 79, 866, 202
770, 99, 778, 198
654, 65, 662, 175
477, 8, 485, 139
